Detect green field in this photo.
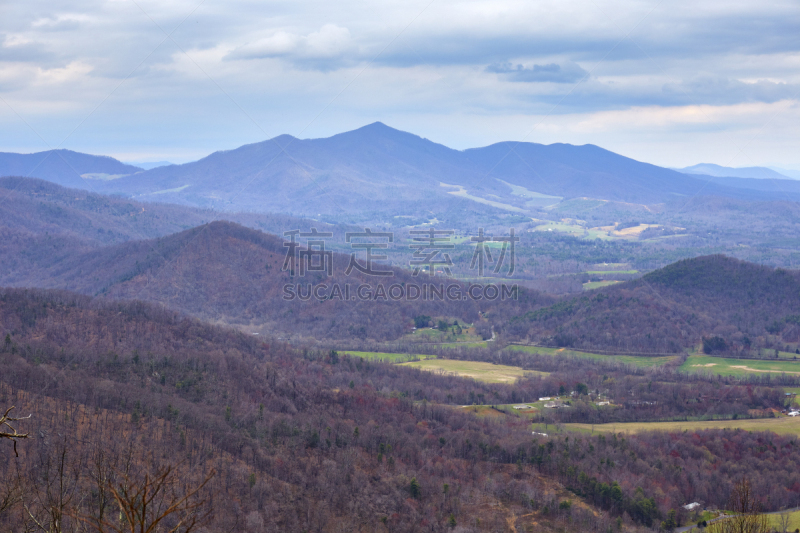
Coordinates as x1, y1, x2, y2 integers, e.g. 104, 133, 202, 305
583, 280, 622, 290
681, 355, 800, 377
342, 351, 434, 363
400, 326, 484, 344
507, 345, 677, 368
681, 510, 800, 533
563, 416, 800, 436
439, 341, 489, 349
585, 270, 639, 275
768, 510, 800, 531
398, 359, 546, 383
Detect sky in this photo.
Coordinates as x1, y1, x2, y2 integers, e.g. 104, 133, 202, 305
0, 0, 799, 169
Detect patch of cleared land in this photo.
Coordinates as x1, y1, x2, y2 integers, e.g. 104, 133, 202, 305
507, 345, 677, 368
440, 183, 528, 213
399, 359, 546, 383
342, 351, 434, 363
457, 405, 511, 418
496, 180, 562, 208
767, 510, 800, 531
591, 223, 665, 239
585, 270, 638, 275
583, 280, 622, 290
682, 510, 800, 533
439, 341, 489, 349
533, 221, 592, 238
564, 416, 800, 436
399, 326, 484, 344
681, 355, 800, 377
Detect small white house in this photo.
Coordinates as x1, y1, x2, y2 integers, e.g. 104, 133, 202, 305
513, 405, 533, 410
789, 411, 800, 417
683, 502, 701, 511
539, 397, 551, 401
597, 401, 610, 406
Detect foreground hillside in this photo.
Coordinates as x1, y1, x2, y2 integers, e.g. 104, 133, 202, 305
0, 288, 627, 532
2, 288, 799, 532
506, 255, 800, 354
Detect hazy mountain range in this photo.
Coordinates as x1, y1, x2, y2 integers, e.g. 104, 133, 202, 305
4, 123, 800, 218
676, 163, 798, 180
123, 160, 174, 170
1, 174, 797, 348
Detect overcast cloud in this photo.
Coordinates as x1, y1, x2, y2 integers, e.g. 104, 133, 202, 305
0, 0, 799, 169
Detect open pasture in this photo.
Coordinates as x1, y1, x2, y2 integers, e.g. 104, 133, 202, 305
768, 510, 800, 532
507, 345, 677, 368
583, 280, 622, 290
398, 358, 546, 383
681, 355, 800, 377
563, 416, 800, 437
342, 351, 433, 363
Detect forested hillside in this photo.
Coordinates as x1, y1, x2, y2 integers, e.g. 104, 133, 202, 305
0, 221, 506, 341
506, 255, 800, 354
0, 176, 339, 246
0, 288, 626, 532
1, 288, 798, 532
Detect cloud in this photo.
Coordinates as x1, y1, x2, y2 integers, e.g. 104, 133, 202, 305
1, 0, 799, 168
31, 14, 94, 32
529, 75, 800, 113
661, 76, 800, 106
226, 24, 355, 69
0, 34, 58, 65
487, 62, 589, 83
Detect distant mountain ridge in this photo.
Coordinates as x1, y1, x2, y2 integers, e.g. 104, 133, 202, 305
3, 123, 800, 217
678, 163, 796, 180
124, 160, 173, 170
0, 149, 142, 189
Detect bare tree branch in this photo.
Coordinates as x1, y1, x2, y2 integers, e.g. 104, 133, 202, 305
0, 406, 31, 457
75, 465, 215, 533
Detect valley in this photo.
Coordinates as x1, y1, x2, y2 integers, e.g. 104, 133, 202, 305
4, 1, 800, 530
3, 128, 800, 533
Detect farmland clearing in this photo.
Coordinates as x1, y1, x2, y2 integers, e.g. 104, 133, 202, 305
399, 359, 546, 383
562, 416, 800, 437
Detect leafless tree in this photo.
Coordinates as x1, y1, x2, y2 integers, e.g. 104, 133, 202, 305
77, 465, 215, 533
22, 433, 84, 533
778, 512, 792, 533
709, 478, 770, 533
0, 473, 21, 520
0, 406, 30, 457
